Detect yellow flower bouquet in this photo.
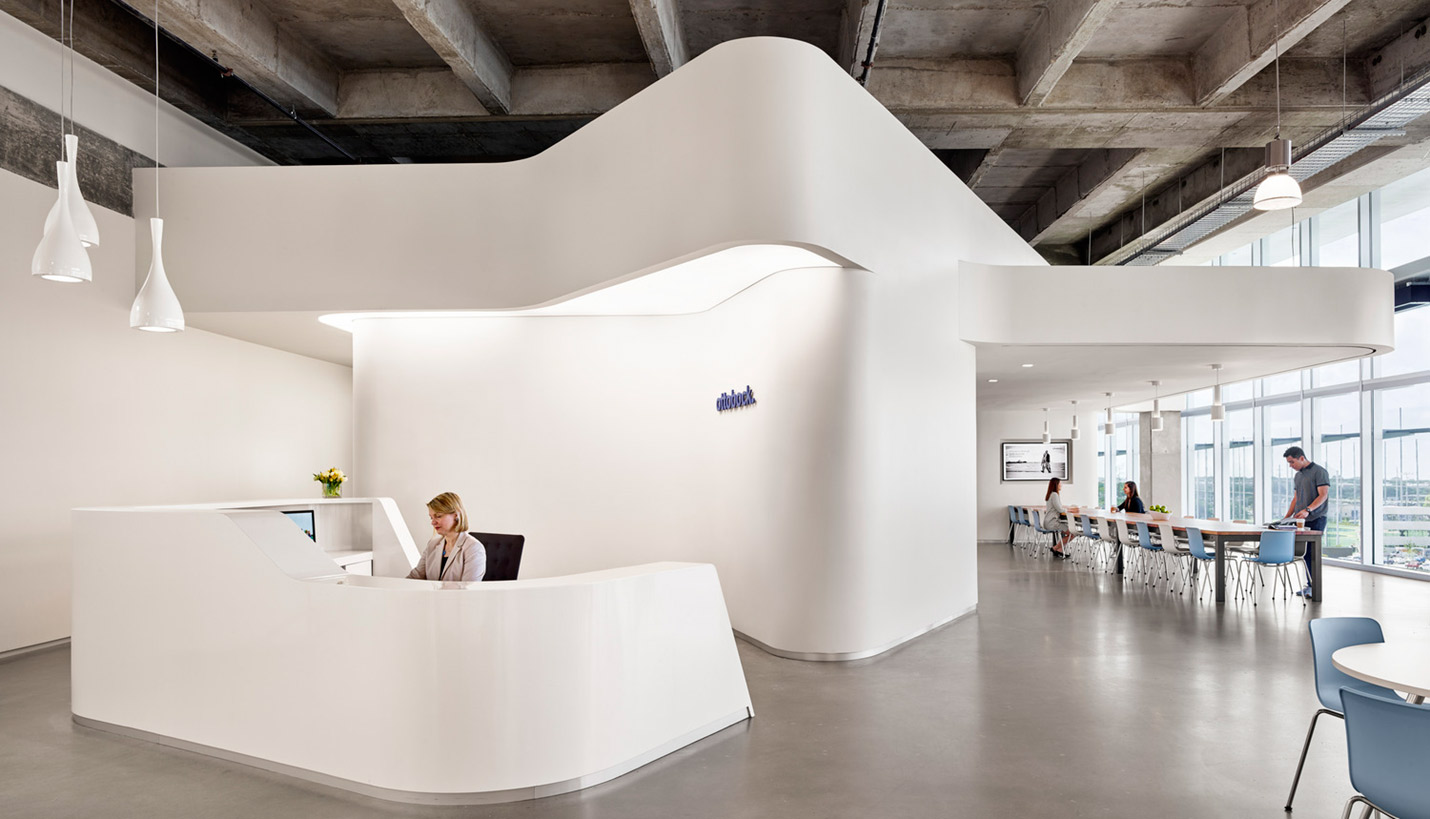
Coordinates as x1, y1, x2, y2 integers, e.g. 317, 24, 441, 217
313, 467, 347, 498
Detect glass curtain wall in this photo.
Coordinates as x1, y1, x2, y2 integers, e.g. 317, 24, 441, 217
1185, 413, 1215, 518
1099, 413, 1140, 509
1171, 176, 1430, 579
1264, 400, 1303, 520
1227, 408, 1255, 522
1314, 393, 1363, 560
1376, 383, 1430, 572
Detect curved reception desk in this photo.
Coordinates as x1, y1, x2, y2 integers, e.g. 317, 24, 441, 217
71, 500, 753, 804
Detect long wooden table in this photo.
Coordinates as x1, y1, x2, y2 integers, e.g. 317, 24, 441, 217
1014, 506, 1324, 603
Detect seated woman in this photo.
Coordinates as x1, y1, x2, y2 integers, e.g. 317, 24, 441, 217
1111, 480, 1146, 514
1044, 477, 1073, 558
406, 492, 487, 582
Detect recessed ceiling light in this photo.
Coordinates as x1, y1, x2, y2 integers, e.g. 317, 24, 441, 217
987, 379, 998, 383
1021, 363, 1035, 368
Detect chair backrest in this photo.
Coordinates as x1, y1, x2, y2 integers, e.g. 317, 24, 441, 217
1080, 515, 1096, 538
1135, 521, 1155, 549
1094, 517, 1111, 540
471, 532, 525, 581
1339, 688, 1430, 819
1257, 530, 1296, 563
1156, 522, 1180, 550
1018, 507, 1029, 525
1008, 506, 1017, 524
1116, 519, 1137, 546
1185, 527, 1212, 560
1031, 509, 1043, 529
1308, 617, 1397, 710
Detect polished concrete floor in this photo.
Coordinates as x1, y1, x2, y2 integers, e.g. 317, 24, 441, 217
4, 543, 1428, 818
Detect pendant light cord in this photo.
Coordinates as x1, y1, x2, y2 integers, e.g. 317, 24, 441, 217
57, 0, 65, 151
154, 0, 160, 218
67, 0, 74, 136
1273, 0, 1282, 139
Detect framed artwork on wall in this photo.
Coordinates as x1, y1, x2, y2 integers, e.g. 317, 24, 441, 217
1001, 440, 1071, 482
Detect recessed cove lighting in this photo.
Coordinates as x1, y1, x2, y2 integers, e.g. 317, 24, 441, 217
1021, 363, 1035, 368
319, 244, 844, 331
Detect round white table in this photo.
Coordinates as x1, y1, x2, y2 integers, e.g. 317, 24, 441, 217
1332, 640, 1430, 705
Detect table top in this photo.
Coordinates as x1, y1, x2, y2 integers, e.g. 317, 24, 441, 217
1016, 505, 1322, 537
1333, 640, 1430, 701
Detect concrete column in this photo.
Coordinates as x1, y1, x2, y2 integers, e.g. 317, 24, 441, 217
1139, 411, 1183, 515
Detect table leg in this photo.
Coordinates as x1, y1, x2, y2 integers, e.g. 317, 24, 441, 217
1310, 536, 1323, 603
1214, 536, 1226, 603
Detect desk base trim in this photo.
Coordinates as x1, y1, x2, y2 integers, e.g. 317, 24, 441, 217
72, 709, 752, 805
733, 605, 977, 662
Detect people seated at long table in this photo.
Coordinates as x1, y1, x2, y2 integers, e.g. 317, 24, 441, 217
1110, 480, 1146, 514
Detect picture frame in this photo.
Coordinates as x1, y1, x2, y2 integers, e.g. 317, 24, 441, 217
1001, 440, 1072, 482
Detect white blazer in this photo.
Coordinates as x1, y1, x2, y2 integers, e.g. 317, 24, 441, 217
406, 532, 486, 582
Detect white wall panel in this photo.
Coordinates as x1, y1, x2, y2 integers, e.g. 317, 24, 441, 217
355, 266, 976, 658
975, 408, 1102, 541
0, 168, 348, 653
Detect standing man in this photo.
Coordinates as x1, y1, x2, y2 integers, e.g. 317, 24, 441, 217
1284, 446, 1330, 597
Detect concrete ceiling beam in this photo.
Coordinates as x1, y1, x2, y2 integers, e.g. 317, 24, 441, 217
150, 0, 340, 117
390, 0, 514, 115
1015, 0, 1120, 106
836, 0, 877, 78
1009, 147, 1141, 244
1366, 16, 1430, 99
334, 65, 657, 120
1193, 0, 1354, 106
629, 0, 688, 77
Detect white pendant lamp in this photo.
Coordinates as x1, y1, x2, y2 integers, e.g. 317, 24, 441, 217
131, 0, 184, 333
1042, 408, 1051, 445
1253, 139, 1301, 211
31, 160, 92, 283
130, 218, 183, 332
1210, 364, 1225, 422
1070, 400, 1080, 440
1104, 392, 1115, 436
1252, 0, 1301, 212
1151, 380, 1164, 432
44, 134, 100, 247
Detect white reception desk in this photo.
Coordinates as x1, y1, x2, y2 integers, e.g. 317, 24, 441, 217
71, 499, 752, 804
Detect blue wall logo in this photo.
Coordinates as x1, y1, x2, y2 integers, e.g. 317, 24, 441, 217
717, 386, 757, 412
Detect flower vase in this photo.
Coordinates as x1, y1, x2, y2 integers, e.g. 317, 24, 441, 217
322, 483, 342, 498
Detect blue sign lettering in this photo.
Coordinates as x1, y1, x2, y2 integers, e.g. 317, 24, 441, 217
716, 386, 757, 413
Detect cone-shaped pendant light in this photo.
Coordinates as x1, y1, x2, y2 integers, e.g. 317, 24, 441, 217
1251, 0, 1301, 212
44, 134, 100, 247
32, 160, 92, 283
130, 218, 183, 332
131, 0, 183, 333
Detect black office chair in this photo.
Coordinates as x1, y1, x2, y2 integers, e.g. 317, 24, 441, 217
471, 532, 524, 581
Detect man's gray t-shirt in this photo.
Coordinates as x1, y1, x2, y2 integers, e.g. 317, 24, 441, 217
1294, 462, 1331, 521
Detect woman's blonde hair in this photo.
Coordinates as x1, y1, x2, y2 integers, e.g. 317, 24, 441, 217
426, 492, 468, 533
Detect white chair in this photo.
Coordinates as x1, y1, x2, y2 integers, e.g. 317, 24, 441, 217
1157, 522, 1190, 594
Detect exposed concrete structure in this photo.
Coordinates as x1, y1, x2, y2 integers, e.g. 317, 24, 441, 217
5, 0, 1430, 264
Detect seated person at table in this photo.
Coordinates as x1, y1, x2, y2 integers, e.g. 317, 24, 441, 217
1110, 480, 1146, 514
407, 492, 486, 582
1044, 477, 1073, 558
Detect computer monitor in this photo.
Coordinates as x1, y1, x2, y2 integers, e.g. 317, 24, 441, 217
282, 510, 316, 542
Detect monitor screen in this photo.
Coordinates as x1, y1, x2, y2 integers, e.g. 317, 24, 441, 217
283, 510, 316, 542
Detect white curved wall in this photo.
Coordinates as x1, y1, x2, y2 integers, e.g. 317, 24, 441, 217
356, 265, 976, 658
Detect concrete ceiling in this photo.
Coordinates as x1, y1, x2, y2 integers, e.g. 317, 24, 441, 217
6, 0, 1430, 264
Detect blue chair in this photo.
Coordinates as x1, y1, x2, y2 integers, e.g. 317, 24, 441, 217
1031, 509, 1055, 557
1247, 530, 1299, 605
1338, 688, 1430, 819
1184, 527, 1217, 600
1007, 505, 1018, 546
1136, 521, 1162, 586
1284, 617, 1398, 811
1074, 515, 1099, 566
